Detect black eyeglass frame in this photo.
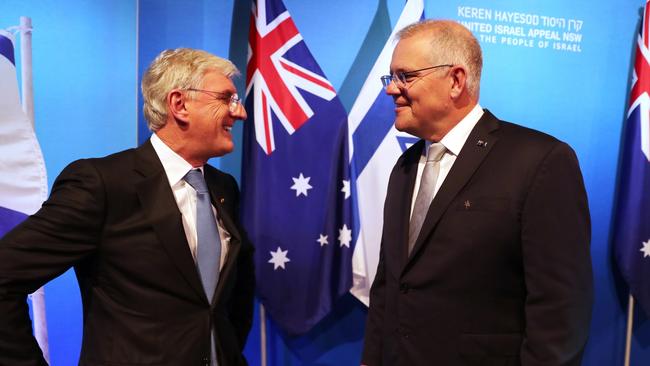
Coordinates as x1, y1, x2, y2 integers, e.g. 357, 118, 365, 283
380, 64, 454, 88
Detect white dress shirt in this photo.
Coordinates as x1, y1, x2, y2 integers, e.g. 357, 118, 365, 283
150, 133, 229, 270
410, 104, 484, 218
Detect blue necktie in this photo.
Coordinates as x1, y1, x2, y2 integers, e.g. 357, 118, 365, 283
183, 169, 221, 365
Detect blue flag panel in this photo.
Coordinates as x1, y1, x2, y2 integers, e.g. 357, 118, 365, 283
614, 104, 650, 315
241, 0, 354, 335
613, 1, 650, 317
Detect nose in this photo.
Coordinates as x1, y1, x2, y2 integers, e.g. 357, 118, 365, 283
230, 101, 247, 120
384, 80, 401, 96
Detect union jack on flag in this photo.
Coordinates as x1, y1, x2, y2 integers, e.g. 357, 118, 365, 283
241, 0, 355, 335
245, 0, 337, 155
613, 0, 650, 316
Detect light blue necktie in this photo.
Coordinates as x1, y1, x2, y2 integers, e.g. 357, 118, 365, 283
184, 169, 221, 366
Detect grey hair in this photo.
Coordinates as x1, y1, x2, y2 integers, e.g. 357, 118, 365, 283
397, 20, 482, 98
141, 48, 239, 131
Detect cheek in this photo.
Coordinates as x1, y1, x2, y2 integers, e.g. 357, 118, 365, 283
407, 98, 426, 118
413, 94, 441, 116
209, 106, 228, 121
204, 109, 229, 133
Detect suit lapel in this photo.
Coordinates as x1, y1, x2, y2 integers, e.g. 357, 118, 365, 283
395, 140, 425, 267
203, 168, 241, 302
134, 140, 206, 299
404, 110, 501, 271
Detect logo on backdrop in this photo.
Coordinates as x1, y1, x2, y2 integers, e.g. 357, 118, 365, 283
456, 5, 585, 53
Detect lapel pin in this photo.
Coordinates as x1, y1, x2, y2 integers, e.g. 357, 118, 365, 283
476, 139, 488, 147
219, 198, 225, 204
464, 200, 471, 209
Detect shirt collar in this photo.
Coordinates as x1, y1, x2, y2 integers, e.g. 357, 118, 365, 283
437, 103, 484, 156
150, 133, 199, 186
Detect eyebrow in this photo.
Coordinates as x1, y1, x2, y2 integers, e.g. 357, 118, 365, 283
389, 66, 412, 74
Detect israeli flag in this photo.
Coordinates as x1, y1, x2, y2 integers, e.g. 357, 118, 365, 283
349, 0, 424, 305
0, 27, 49, 360
0, 29, 47, 226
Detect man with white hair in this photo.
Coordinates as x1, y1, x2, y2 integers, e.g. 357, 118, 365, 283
0, 48, 254, 366
362, 20, 592, 366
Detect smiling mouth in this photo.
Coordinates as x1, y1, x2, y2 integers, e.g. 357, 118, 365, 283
394, 104, 410, 111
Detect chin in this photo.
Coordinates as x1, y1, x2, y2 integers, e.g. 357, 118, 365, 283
218, 143, 235, 156
394, 119, 410, 132
394, 120, 417, 135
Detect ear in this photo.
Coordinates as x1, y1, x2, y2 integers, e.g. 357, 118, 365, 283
449, 66, 468, 99
167, 89, 190, 124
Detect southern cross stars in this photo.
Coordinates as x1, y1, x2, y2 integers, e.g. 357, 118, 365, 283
641, 239, 650, 258
338, 224, 352, 248
341, 179, 351, 199
268, 247, 290, 270
289, 172, 353, 250
317, 234, 328, 246
291, 173, 312, 197
317, 225, 352, 248
290, 175, 351, 199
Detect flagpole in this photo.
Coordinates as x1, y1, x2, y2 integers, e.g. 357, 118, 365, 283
19, 16, 50, 364
20, 16, 34, 127
260, 303, 267, 366
624, 294, 634, 366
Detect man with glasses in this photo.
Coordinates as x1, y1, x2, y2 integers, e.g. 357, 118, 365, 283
362, 20, 592, 366
0, 48, 254, 366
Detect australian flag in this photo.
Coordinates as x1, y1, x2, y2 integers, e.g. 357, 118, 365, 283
613, 0, 650, 316
241, 0, 354, 335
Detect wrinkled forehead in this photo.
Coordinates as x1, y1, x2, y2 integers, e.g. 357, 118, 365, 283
200, 69, 236, 93
390, 36, 435, 72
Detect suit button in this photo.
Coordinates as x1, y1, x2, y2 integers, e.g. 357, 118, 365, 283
397, 327, 409, 339
399, 283, 409, 293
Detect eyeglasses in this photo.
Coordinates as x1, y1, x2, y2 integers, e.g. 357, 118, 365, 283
380, 64, 453, 89
186, 88, 241, 113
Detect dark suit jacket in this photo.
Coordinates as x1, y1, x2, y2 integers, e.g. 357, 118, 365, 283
0, 140, 255, 366
362, 110, 593, 366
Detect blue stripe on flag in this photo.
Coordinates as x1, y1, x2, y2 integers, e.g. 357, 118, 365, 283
0, 34, 15, 65
0, 206, 27, 237
351, 93, 395, 177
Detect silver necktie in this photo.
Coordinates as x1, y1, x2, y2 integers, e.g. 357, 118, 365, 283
408, 143, 446, 255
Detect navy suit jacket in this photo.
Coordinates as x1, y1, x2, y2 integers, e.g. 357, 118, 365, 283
362, 110, 593, 366
0, 140, 255, 366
